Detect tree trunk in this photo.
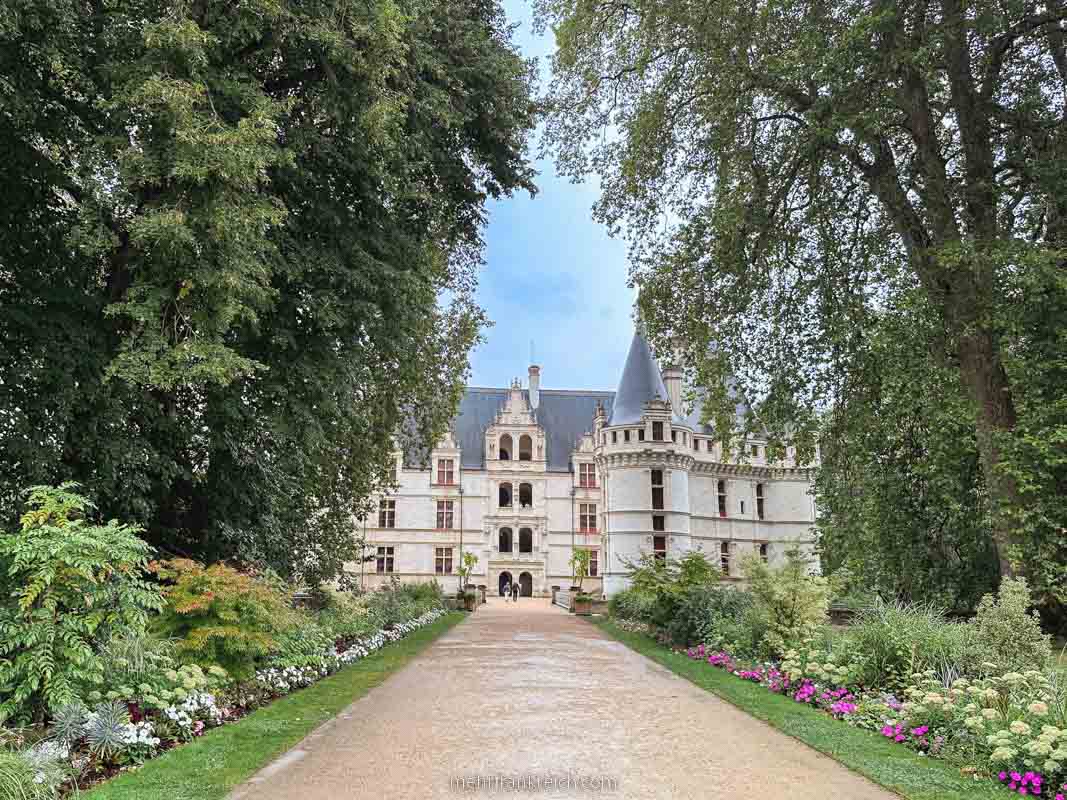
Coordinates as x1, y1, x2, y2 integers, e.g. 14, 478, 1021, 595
957, 328, 1019, 578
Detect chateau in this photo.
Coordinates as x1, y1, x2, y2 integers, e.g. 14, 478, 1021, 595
358, 328, 817, 597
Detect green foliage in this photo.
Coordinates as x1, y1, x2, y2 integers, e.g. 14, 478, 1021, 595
363, 582, 442, 630
0, 0, 536, 585
316, 590, 374, 643
816, 299, 1000, 613
86, 629, 226, 711
971, 578, 1052, 673
150, 559, 291, 680
668, 584, 760, 651
623, 550, 719, 630
456, 552, 479, 590
537, 0, 1067, 620
741, 547, 833, 657
0, 485, 164, 722
607, 587, 657, 623
845, 601, 977, 690
268, 618, 336, 671
569, 549, 590, 592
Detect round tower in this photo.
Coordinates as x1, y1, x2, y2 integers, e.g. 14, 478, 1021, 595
597, 329, 693, 596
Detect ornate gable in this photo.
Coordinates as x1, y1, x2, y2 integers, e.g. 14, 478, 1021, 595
484, 378, 546, 468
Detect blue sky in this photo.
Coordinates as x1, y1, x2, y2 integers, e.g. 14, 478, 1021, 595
466, 0, 636, 393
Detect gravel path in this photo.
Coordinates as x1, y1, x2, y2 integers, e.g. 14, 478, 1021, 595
229, 598, 896, 799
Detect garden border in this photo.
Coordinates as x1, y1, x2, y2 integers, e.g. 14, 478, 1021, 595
81, 611, 466, 800
591, 617, 1006, 800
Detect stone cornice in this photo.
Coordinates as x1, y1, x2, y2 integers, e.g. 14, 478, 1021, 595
595, 450, 696, 470
690, 461, 814, 480
594, 449, 812, 480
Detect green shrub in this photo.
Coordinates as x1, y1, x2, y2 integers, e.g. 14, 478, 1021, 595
845, 600, 977, 688
0, 484, 164, 723
397, 580, 444, 605
741, 546, 833, 657
150, 559, 293, 680
624, 550, 719, 629
268, 616, 336, 670
685, 585, 762, 655
969, 577, 1052, 673
316, 589, 375, 641
664, 585, 747, 647
607, 587, 656, 622
363, 582, 439, 629
87, 630, 228, 711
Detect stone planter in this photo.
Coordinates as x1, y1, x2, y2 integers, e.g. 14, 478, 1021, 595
463, 592, 478, 612
573, 595, 593, 616
477, 584, 487, 604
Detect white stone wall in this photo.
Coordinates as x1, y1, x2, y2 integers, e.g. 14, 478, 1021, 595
353, 419, 814, 598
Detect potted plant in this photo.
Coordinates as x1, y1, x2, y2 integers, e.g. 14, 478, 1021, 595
573, 592, 594, 616
569, 549, 592, 613
457, 552, 479, 611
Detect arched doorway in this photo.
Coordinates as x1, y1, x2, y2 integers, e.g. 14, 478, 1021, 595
498, 571, 513, 596
519, 571, 533, 597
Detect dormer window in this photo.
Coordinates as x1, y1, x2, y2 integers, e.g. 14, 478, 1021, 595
652, 421, 664, 441
519, 434, 533, 461
499, 434, 512, 460
436, 458, 454, 485
638, 428, 645, 442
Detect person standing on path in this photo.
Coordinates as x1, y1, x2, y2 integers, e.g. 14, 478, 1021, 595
503, 580, 511, 601
511, 582, 519, 602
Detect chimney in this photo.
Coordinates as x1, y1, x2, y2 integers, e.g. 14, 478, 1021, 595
662, 364, 683, 414
662, 337, 686, 415
528, 364, 541, 410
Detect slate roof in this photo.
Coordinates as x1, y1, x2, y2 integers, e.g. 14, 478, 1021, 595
608, 330, 687, 426
421, 387, 614, 473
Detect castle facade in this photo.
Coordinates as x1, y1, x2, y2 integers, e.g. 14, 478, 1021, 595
357, 329, 816, 597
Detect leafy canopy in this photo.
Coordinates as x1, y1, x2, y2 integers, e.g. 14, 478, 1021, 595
537, 0, 1067, 609
0, 0, 536, 583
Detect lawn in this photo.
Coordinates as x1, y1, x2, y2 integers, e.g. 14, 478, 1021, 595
84, 612, 466, 800
592, 618, 1007, 800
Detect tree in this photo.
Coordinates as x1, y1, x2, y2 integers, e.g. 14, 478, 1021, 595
816, 294, 999, 611
0, 0, 536, 582
537, 0, 1067, 584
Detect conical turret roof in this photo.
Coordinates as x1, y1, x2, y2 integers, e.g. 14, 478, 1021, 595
609, 329, 686, 425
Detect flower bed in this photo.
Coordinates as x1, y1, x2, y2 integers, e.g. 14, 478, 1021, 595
6, 608, 447, 796
669, 637, 1067, 799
